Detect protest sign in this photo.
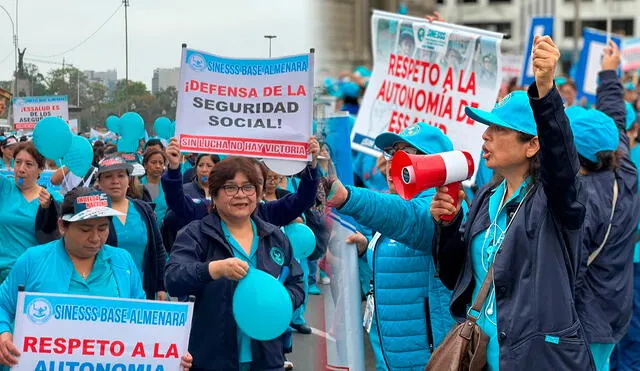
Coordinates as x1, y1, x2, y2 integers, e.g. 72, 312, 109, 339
622, 38, 640, 73
175, 47, 314, 161
12, 96, 69, 132
12, 291, 193, 371
575, 28, 622, 105
520, 17, 554, 87
0, 169, 61, 192
69, 119, 79, 135
353, 10, 503, 182
502, 54, 523, 83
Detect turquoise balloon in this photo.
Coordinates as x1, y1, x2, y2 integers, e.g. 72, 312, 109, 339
117, 136, 140, 153
106, 115, 120, 134
119, 112, 145, 140
62, 136, 93, 177
33, 117, 73, 160
283, 223, 316, 259
233, 269, 293, 340
154, 117, 174, 139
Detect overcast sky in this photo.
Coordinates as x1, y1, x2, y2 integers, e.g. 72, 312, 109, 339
0, 0, 320, 88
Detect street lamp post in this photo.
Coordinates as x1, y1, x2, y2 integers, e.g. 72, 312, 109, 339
264, 35, 277, 58
0, 4, 17, 125
123, 0, 130, 87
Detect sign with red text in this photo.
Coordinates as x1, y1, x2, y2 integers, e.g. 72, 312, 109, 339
622, 38, 640, 73
12, 292, 193, 371
176, 48, 314, 161
11, 96, 69, 131
354, 11, 503, 182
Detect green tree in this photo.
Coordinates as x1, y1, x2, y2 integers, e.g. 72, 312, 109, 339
154, 86, 177, 119
45, 66, 89, 106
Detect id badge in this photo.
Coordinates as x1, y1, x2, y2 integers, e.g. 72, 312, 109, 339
363, 294, 375, 333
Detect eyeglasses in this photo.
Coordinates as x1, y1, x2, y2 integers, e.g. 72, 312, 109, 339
221, 184, 257, 197
383, 145, 419, 159
266, 175, 283, 183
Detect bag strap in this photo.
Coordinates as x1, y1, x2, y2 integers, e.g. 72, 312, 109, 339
587, 179, 619, 266
81, 166, 97, 187
467, 266, 494, 321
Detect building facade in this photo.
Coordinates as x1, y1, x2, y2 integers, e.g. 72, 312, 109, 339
151, 67, 180, 94
84, 69, 118, 95
319, 0, 639, 74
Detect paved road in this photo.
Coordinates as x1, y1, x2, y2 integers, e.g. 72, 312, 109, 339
288, 283, 377, 370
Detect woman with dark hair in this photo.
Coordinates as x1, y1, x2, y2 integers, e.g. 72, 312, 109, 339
141, 149, 169, 228
182, 154, 220, 198
566, 42, 640, 371
94, 154, 167, 300
430, 36, 594, 370
0, 142, 62, 283
0, 187, 193, 369
165, 157, 305, 370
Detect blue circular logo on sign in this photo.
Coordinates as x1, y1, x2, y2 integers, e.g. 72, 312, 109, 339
270, 247, 285, 266
417, 28, 426, 42
27, 298, 53, 324
188, 53, 207, 72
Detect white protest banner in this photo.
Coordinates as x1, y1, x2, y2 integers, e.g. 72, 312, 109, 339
354, 10, 503, 182
12, 292, 193, 371
622, 38, 640, 73
12, 96, 69, 131
176, 47, 314, 161
69, 119, 78, 135
501, 54, 523, 83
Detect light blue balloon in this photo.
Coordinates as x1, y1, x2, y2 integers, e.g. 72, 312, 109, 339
33, 117, 73, 160
283, 223, 316, 259
119, 112, 145, 140
62, 136, 93, 177
106, 115, 120, 134
154, 117, 174, 139
117, 136, 140, 153
233, 269, 293, 340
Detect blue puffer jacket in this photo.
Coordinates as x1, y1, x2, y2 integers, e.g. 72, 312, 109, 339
339, 186, 453, 370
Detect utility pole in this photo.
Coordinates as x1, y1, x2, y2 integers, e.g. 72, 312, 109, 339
573, 0, 581, 64
124, 0, 130, 87
264, 35, 277, 58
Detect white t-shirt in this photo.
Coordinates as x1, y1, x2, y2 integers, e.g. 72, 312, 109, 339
60, 167, 97, 194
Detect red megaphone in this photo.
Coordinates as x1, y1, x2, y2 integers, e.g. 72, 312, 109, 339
391, 150, 475, 222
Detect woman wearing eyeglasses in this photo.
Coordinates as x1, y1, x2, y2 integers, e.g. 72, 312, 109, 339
165, 156, 305, 371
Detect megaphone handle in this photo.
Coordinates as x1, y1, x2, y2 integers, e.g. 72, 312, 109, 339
441, 182, 461, 223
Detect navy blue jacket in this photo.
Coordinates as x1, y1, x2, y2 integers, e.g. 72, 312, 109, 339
161, 165, 319, 231
435, 85, 595, 370
574, 70, 640, 343
106, 198, 167, 299
165, 213, 305, 371
184, 180, 206, 199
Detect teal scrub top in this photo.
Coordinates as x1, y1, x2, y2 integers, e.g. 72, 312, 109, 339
0, 176, 62, 282
113, 200, 148, 274
221, 219, 259, 365
469, 178, 531, 371
631, 145, 640, 263
66, 244, 120, 297
140, 177, 168, 229
0, 159, 13, 170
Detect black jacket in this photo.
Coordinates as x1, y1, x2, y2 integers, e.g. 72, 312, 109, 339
105, 198, 167, 300
435, 84, 594, 370
165, 213, 305, 371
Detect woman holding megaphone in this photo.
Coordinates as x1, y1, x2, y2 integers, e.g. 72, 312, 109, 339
429, 36, 594, 370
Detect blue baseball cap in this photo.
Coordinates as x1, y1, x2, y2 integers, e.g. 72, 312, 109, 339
465, 91, 538, 136
375, 122, 453, 155
565, 105, 588, 123
568, 109, 619, 162
61, 192, 123, 222
626, 102, 637, 130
